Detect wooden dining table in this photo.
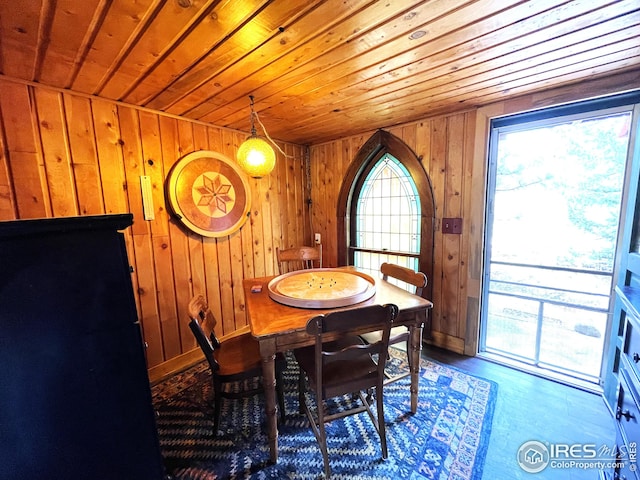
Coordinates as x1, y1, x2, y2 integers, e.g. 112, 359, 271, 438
243, 266, 433, 463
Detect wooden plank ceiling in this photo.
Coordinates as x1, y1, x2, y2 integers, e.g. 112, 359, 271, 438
1, 0, 639, 145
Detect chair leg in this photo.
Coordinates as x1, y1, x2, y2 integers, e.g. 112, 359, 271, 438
316, 397, 331, 478
377, 387, 388, 459
212, 379, 223, 436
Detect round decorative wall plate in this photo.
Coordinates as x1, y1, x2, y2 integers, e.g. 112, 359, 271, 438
268, 268, 376, 309
166, 150, 251, 237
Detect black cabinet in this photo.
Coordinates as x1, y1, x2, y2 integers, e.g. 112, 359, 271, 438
0, 214, 165, 480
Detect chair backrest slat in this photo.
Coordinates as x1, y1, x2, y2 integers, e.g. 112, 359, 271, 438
381, 262, 427, 296
187, 295, 221, 372
276, 245, 322, 274
306, 303, 398, 401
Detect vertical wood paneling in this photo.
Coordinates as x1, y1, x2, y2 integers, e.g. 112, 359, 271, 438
429, 117, 447, 335
0, 122, 15, 219
0, 79, 308, 371
63, 95, 105, 215
440, 114, 465, 338
0, 82, 47, 218
34, 89, 78, 216
458, 111, 476, 340
309, 112, 476, 352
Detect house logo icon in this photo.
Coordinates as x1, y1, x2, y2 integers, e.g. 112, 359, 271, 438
517, 440, 550, 473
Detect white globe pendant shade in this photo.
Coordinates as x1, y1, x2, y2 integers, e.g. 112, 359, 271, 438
237, 135, 276, 178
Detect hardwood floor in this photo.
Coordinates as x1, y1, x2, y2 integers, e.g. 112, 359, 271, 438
423, 346, 616, 479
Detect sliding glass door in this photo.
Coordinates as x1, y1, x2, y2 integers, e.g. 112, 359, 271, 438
480, 100, 634, 386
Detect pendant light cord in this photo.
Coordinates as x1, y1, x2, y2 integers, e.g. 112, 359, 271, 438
249, 95, 294, 159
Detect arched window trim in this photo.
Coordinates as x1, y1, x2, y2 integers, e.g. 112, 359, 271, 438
337, 130, 435, 301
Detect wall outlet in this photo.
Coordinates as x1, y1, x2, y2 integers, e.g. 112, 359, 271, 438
314, 233, 321, 244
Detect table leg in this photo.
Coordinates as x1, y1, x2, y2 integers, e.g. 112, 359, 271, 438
259, 339, 278, 463
409, 319, 424, 414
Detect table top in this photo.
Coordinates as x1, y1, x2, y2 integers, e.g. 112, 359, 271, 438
243, 266, 433, 339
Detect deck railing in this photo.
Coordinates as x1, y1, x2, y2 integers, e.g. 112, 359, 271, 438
483, 261, 612, 382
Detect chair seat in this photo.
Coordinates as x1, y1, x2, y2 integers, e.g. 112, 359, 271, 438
214, 332, 263, 376
360, 326, 409, 345
295, 336, 378, 392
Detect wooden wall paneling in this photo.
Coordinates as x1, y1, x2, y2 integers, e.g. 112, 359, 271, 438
199, 129, 224, 333
188, 124, 210, 309
132, 231, 164, 367
297, 145, 306, 244
268, 144, 286, 274
117, 108, 147, 231
216, 233, 235, 335
34, 89, 78, 217
258, 142, 277, 276
314, 144, 328, 253
90, 98, 141, 325
283, 145, 299, 250
175, 119, 207, 343
192, 124, 210, 151
414, 121, 432, 175
63, 95, 105, 215
440, 114, 465, 338
0, 79, 311, 373
333, 138, 354, 268
230, 227, 247, 330
91, 99, 129, 214
0, 115, 16, 219
157, 115, 196, 355
323, 142, 338, 266
241, 193, 256, 280
202, 235, 223, 336
249, 174, 266, 277
218, 130, 242, 333
139, 111, 186, 355
119, 107, 178, 365
138, 112, 168, 235
429, 117, 447, 335
457, 111, 476, 341
0, 82, 39, 219
415, 119, 433, 285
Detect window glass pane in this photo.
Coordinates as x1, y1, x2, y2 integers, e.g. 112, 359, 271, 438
355, 154, 421, 254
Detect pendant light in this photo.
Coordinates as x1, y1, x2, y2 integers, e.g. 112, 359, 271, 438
236, 95, 276, 178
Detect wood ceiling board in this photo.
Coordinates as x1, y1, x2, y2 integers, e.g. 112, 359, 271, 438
1, 0, 639, 145
191, 0, 478, 126
163, 0, 419, 120
144, 0, 327, 112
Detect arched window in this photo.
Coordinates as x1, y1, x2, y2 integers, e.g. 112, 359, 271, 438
337, 130, 435, 298
352, 153, 421, 280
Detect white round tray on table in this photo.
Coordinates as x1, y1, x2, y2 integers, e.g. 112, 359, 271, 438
267, 268, 376, 309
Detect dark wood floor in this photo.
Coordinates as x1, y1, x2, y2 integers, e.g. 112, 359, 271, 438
423, 346, 615, 479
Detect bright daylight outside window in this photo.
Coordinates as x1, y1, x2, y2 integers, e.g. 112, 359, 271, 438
353, 153, 421, 288
481, 109, 632, 385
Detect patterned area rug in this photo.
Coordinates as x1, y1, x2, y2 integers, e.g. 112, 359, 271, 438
152, 348, 497, 480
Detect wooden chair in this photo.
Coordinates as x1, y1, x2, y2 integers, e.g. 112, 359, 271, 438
293, 303, 398, 478
187, 295, 287, 435
360, 262, 428, 384
276, 244, 322, 274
